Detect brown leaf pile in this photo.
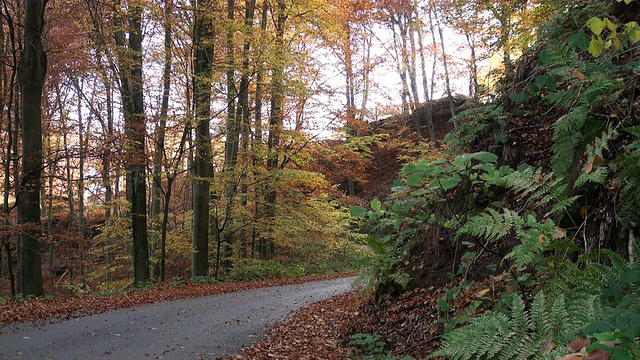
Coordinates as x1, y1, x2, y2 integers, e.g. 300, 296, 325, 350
0, 274, 351, 327
228, 290, 368, 360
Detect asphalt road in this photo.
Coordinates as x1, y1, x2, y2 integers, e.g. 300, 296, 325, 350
0, 276, 356, 360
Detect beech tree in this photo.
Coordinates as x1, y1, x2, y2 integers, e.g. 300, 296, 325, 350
17, 0, 47, 297
114, 0, 149, 284
191, 0, 215, 277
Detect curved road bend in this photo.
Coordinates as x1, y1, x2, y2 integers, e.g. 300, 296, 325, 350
0, 276, 356, 360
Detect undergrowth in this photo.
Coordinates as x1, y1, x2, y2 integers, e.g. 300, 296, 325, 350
351, 1, 640, 359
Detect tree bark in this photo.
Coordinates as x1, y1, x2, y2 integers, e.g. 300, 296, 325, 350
17, 0, 47, 297
191, 0, 215, 277
151, 0, 172, 280
415, 4, 436, 146
263, 0, 287, 258
252, 0, 268, 259
115, 1, 150, 284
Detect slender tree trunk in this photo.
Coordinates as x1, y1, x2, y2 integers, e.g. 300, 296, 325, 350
0, 2, 16, 297
100, 71, 114, 281
220, 0, 240, 277
391, 25, 410, 113
464, 32, 480, 100
416, 5, 436, 146
46, 158, 53, 295
77, 83, 86, 283
405, 15, 419, 109
191, 0, 215, 277
263, 0, 286, 258
151, 0, 172, 280
359, 34, 372, 121
237, 0, 256, 259
17, 0, 47, 297
433, 8, 456, 126
252, 0, 268, 259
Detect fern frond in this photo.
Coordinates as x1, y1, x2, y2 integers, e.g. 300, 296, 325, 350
531, 291, 552, 336
457, 208, 523, 243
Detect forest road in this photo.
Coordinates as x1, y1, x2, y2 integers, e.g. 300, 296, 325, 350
0, 276, 356, 360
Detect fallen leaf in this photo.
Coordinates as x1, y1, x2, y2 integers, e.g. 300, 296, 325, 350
568, 338, 591, 352
540, 338, 556, 355
557, 353, 585, 360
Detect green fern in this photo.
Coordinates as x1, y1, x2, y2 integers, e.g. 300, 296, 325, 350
617, 126, 640, 230
457, 208, 523, 243
431, 292, 572, 360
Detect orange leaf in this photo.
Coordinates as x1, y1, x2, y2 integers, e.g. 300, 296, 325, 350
568, 338, 591, 352
588, 349, 611, 360
557, 353, 586, 360
574, 70, 585, 81
585, 162, 593, 174
538, 234, 546, 244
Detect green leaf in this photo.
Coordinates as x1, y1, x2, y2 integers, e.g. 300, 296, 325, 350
406, 172, 423, 187
509, 93, 527, 103
611, 348, 632, 360
589, 36, 604, 57
586, 342, 613, 354
370, 198, 382, 212
439, 174, 462, 190
472, 152, 498, 164
569, 31, 590, 50
586, 17, 605, 36
614, 312, 640, 339
538, 50, 553, 65
350, 206, 367, 218
620, 269, 640, 284
625, 21, 640, 43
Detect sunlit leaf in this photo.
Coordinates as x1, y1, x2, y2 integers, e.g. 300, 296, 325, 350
586, 17, 605, 36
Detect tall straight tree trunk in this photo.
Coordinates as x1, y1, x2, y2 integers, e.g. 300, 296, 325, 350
415, 4, 436, 146
263, 0, 286, 258
115, 1, 149, 284
432, 8, 456, 126
236, 0, 256, 259
391, 26, 410, 113
191, 0, 215, 277
77, 83, 86, 282
465, 32, 480, 100
343, 22, 357, 196
17, 0, 47, 297
220, 0, 239, 275
151, 0, 172, 280
98, 68, 114, 281
1, 3, 16, 297
252, 0, 268, 258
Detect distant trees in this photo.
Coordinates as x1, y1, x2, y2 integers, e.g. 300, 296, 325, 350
0, 0, 560, 295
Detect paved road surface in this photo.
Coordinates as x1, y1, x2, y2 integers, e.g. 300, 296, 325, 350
0, 276, 356, 359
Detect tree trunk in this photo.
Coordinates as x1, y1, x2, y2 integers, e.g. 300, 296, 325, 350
263, 0, 287, 258
115, 1, 150, 284
252, 0, 268, 259
416, 4, 436, 146
191, 0, 215, 277
0, 2, 16, 297
77, 83, 86, 283
17, 0, 47, 297
236, 0, 256, 259
151, 0, 172, 280
433, 8, 457, 126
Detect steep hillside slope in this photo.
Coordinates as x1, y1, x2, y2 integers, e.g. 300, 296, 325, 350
346, 1, 640, 359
